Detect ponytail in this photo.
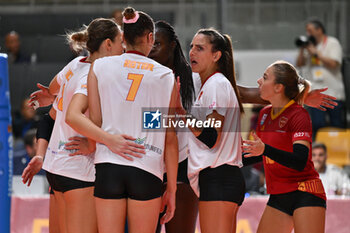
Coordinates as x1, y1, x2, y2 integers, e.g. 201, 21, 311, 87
271, 60, 311, 105
197, 28, 244, 113
295, 76, 311, 105
66, 26, 88, 53
66, 18, 120, 54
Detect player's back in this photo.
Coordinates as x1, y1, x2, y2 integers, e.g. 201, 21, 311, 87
93, 52, 175, 179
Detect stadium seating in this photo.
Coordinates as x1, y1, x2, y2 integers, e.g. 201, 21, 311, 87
315, 127, 350, 167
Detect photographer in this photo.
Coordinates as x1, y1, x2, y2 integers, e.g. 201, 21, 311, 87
296, 18, 345, 136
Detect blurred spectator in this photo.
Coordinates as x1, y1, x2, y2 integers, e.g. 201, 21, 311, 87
13, 129, 44, 176
12, 98, 39, 138
312, 142, 350, 196
241, 165, 265, 195
296, 18, 345, 137
5, 31, 30, 64
110, 8, 123, 26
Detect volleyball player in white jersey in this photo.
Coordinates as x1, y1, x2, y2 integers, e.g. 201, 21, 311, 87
23, 18, 127, 233
175, 28, 245, 233
81, 7, 178, 233
149, 20, 199, 233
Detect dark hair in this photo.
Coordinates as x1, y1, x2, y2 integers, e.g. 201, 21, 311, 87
312, 142, 327, 153
122, 7, 154, 46
307, 18, 326, 34
197, 28, 244, 113
155, 20, 195, 111
24, 129, 37, 147
271, 60, 310, 105
67, 18, 120, 53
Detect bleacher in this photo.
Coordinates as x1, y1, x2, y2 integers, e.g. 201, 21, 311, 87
1, 0, 348, 114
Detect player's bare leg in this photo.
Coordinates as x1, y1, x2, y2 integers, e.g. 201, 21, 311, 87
49, 193, 61, 233
164, 183, 198, 233
199, 201, 239, 233
53, 191, 68, 233
127, 197, 162, 233
95, 198, 127, 233
293, 207, 325, 233
63, 187, 97, 233
257, 206, 293, 233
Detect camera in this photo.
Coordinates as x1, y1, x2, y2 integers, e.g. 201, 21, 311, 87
295, 35, 317, 47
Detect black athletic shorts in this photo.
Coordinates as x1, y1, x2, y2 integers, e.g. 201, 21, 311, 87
94, 163, 163, 200
46, 171, 94, 193
267, 190, 327, 216
163, 158, 190, 184
199, 164, 245, 205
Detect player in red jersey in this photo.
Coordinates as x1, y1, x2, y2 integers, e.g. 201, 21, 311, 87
243, 60, 326, 233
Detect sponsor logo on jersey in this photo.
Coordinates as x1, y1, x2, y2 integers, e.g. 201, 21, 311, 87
260, 113, 268, 126
209, 101, 216, 109
293, 132, 311, 138
143, 110, 162, 129
134, 137, 147, 145
279, 116, 288, 128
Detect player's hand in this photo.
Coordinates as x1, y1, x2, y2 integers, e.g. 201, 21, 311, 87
105, 134, 146, 161
160, 189, 176, 224
304, 87, 337, 111
65, 136, 95, 156
242, 132, 265, 157
22, 155, 44, 186
29, 83, 55, 109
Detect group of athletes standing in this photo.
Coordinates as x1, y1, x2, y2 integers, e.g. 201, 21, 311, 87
21, 6, 335, 233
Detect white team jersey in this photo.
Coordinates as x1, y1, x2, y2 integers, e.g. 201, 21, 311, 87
43, 56, 95, 182
93, 52, 175, 180
176, 72, 201, 163
187, 72, 243, 196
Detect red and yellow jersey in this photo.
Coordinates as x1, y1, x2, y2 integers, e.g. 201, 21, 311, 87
256, 100, 326, 200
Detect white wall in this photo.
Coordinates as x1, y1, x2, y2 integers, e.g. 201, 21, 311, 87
235, 49, 299, 87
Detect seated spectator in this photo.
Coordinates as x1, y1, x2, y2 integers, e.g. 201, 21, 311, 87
13, 129, 45, 176
5, 31, 30, 64
312, 142, 350, 196
12, 98, 39, 139
241, 165, 265, 195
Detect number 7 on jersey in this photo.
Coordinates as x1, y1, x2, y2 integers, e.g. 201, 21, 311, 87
126, 73, 144, 101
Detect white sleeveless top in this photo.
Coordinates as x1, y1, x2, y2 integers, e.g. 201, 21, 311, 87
187, 72, 243, 196
93, 52, 175, 180
43, 57, 95, 182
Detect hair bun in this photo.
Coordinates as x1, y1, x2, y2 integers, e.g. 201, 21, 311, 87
71, 31, 88, 43
123, 7, 136, 20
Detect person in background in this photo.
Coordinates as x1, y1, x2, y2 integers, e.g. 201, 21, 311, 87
312, 142, 350, 196
296, 18, 345, 137
5, 31, 30, 64
13, 129, 44, 176
12, 98, 39, 139
110, 8, 123, 26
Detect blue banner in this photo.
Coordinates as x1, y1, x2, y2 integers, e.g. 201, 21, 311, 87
0, 53, 13, 233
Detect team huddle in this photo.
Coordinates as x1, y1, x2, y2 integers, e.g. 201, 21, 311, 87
21, 6, 334, 233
